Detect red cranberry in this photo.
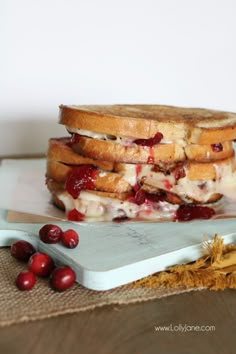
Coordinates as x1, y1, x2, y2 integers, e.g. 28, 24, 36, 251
10, 240, 36, 262
146, 192, 165, 203
28, 252, 54, 277
134, 189, 146, 205
39, 224, 63, 244
62, 229, 79, 249
174, 164, 186, 180
71, 133, 81, 144
16, 271, 36, 291
175, 205, 215, 221
134, 132, 163, 147
65, 165, 98, 198
129, 189, 165, 205
211, 143, 223, 152
67, 209, 85, 221
50, 266, 76, 291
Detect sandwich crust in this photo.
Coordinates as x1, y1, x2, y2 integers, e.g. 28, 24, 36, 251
115, 155, 236, 182
59, 104, 236, 144
71, 136, 233, 163
46, 177, 222, 210
46, 160, 132, 193
48, 137, 114, 170
46, 178, 132, 203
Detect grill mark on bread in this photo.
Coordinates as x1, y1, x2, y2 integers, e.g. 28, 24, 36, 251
59, 104, 236, 144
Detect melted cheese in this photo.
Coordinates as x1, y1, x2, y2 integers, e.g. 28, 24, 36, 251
57, 190, 178, 222
119, 163, 236, 202
66, 126, 174, 145
66, 126, 134, 145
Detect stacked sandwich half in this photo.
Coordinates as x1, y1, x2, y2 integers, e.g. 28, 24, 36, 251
46, 105, 236, 222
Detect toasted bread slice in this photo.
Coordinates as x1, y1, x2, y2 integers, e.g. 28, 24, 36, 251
46, 178, 131, 202
184, 141, 233, 161
141, 183, 222, 204
71, 136, 233, 163
48, 137, 114, 170
46, 160, 131, 193
115, 156, 236, 182
72, 137, 185, 163
59, 104, 236, 144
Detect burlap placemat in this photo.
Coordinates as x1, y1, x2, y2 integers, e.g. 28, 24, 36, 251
0, 247, 197, 327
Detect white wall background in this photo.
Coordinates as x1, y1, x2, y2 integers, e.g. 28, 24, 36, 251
1, 0, 236, 155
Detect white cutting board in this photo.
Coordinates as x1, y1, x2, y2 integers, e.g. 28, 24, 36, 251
1, 210, 236, 291
1, 159, 236, 291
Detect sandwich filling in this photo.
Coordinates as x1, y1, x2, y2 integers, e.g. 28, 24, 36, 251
66, 126, 172, 145
47, 156, 236, 222
58, 190, 179, 222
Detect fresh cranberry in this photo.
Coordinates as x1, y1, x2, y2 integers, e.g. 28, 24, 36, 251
211, 143, 223, 152
65, 165, 98, 199
134, 132, 163, 147
39, 224, 63, 244
28, 252, 55, 277
67, 209, 85, 221
62, 229, 79, 249
50, 266, 76, 292
16, 271, 36, 291
175, 205, 215, 221
10, 240, 36, 262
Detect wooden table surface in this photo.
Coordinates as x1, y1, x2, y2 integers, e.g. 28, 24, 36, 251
0, 289, 235, 354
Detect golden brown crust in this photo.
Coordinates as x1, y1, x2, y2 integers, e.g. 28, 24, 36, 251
46, 160, 132, 193
59, 104, 236, 143
185, 156, 235, 180
47, 137, 114, 170
72, 137, 185, 163
71, 136, 233, 163
184, 141, 234, 161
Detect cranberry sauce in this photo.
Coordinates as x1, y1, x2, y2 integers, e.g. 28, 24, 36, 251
128, 188, 165, 206
211, 143, 223, 152
133, 132, 163, 147
174, 164, 186, 180
135, 164, 142, 177
162, 179, 173, 190
67, 209, 85, 221
71, 133, 81, 145
175, 205, 215, 221
65, 165, 98, 199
